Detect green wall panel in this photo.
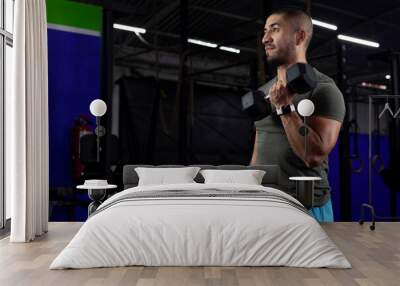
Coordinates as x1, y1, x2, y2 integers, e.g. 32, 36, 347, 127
47, 0, 101, 31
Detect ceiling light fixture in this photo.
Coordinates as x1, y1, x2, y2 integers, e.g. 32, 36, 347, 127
311, 19, 337, 31
188, 38, 218, 48
113, 23, 146, 34
219, 46, 240, 54
337, 34, 380, 48
360, 82, 387, 90
385, 74, 391, 80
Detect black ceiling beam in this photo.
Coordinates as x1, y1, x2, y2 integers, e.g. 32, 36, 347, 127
191, 5, 263, 37
187, 60, 251, 77
115, 47, 154, 61
191, 5, 263, 24
144, 1, 180, 29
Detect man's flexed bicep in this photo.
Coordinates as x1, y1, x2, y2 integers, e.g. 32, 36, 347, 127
280, 112, 342, 168
306, 116, 342, 163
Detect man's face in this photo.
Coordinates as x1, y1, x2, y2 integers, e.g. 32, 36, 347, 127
262, 14, 296, 66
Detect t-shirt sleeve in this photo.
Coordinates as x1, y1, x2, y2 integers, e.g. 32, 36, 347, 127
310, 81, 346, 123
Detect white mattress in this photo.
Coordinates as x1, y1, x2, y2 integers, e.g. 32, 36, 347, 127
50, 183, 351, 269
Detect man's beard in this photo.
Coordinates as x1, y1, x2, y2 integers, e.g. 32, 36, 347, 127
266, 44, 295, 68
266, 53, 285, 68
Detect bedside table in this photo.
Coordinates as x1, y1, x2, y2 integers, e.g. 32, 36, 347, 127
289, 176, 321, 209
77, 184, 117, 216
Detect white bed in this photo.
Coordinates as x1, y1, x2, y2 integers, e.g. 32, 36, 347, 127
50, 182, 351, 269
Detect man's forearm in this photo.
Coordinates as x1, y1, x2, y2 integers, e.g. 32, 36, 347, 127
250, 133, 258, 165
280, 112, 325, 167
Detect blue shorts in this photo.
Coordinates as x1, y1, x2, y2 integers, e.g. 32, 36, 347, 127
309, 199, 334, 222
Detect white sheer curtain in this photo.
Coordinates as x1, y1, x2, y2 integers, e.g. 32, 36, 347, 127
7, 0, 49, 242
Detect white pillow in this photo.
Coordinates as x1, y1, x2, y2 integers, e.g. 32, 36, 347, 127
200, 169, 266, 185
135, 167, 201, 186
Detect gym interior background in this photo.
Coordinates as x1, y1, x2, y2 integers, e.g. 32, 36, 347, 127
46, 0, 400, 222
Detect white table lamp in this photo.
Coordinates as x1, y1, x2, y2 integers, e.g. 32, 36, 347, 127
90, 99, 107, 117
297, 99, 314, 117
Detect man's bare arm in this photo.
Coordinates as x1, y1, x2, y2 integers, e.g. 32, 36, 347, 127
280, 112, 341, 167
250, 132, 258, 165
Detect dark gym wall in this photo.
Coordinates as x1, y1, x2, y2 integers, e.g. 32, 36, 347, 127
117, 78, 254, 165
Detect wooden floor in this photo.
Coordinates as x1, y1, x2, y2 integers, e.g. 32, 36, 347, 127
0, 222, 399, 286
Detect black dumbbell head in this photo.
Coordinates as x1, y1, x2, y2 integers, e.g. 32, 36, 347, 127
242, 90, 270, 121
286, 63, 317, 94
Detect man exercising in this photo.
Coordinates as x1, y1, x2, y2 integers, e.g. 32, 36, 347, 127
250, 8, 345, 222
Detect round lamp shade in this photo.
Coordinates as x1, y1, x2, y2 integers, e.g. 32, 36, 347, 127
297, 99, 315, 117
90, 99, 107, 117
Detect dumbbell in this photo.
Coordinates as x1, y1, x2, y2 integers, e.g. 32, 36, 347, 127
241, 90, 271, 121
242, 63, 317, 121
286, 62, 317, 94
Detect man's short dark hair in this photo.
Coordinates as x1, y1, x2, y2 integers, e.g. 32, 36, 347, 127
270, 8, 313, 49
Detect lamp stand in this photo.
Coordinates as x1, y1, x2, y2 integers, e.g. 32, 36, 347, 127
304, 117, 307, 163
94, 116, 106, 163
95, 116, 100, 162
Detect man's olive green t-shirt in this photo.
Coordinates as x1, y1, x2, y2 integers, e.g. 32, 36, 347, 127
254, 68, 345, 206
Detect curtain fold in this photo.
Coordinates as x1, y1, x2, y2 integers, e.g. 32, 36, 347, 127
8, 0, 49, 242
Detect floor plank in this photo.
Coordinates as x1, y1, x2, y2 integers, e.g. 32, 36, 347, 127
0, 222, 399, 286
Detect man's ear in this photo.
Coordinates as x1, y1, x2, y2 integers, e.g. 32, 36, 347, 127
295, 30, 306, 46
